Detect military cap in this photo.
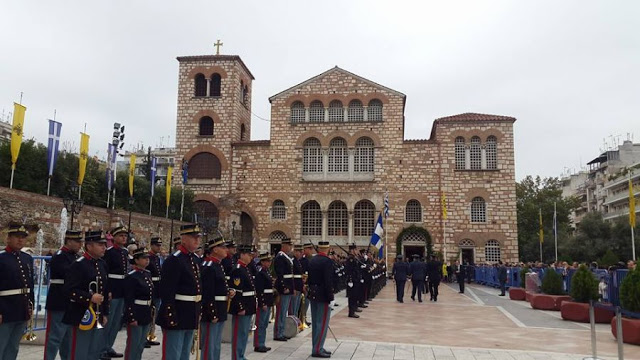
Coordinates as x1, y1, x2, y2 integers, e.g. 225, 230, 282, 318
172, 237, 182, 246
7, 223, 29, 237
206, 236, 226, 250
84, 231, 106, 243
180, 223, 202, 236
293, 244, 304, 251
225, 240, 236, 248
303, 242, 314, 249
111, 226, 128, 236
317, 240, 330, 249
65, 230, 83, 241
258, 251, 272, 261
237, 244, 253, 254
280, 237, 292, 245
132, 246, 149, 259
396, 254, 403, 259
150, 237, 162, 245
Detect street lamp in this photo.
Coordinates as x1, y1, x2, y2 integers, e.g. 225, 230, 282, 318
63, 184, 83, 230
127, 197, 135, 244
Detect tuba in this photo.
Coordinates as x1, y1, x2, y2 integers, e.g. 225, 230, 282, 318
22, 301, 37, 341
80, 278, 103, 330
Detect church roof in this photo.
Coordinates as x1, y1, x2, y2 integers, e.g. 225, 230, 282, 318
434, 112, 516, 123
176, 55, 255, 80
268, 66, 406, 102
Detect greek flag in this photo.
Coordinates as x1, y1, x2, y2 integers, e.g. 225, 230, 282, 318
384, 191, 389, 218
182, 159, 188, 185
150, 157, 157, 196
46, 120, 62, 176
370, 214, 384, 257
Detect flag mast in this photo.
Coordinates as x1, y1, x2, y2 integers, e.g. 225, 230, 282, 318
554, 202, 558, 263
630, 171, 637, 261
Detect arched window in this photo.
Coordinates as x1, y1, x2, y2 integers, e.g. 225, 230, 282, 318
455, 137, 466, 170
193, 200, 219, 227
328, 100, 344, 122
354, 137, 374, 173
243, 85, 249, 106
470, 136, 482, 170
210, 73, 222, 96
240, 124, 246, 141
194, 73, 207, 96
328, 137, 348, 173
271, 200, 286, 220
405, 199, 422, 222
303, 138, 323, 173
291, 101, 305, 123
368, 99, 383, 122
486, 136, 497, 170
302, 201, 322, 236
485, 240, 501, 262
328, 201, 348, 236
269, 231, 287, 242
470, 196, 486, 223
199, 116, 214, 136
309, 101, 324, 123
459, 239, 475, 247
188, 153, 221, 179
354, 200, 375, 236
348, 100, 364, 122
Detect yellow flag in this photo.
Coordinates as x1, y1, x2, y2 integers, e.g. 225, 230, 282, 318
10, 103, 27, 168
539, 208, 544, 244
166, 166, 173, 207
77, 133, 90, 185
441, 192, 447, 220
630, 179, 636, 228
129, 154, 136, 197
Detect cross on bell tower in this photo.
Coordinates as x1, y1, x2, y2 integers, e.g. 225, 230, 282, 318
214, 40, 223, 55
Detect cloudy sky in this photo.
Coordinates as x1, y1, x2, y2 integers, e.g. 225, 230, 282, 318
1, 0, 638, 180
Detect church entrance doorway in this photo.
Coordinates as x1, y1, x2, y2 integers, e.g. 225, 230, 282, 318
461, 248, 475, 265
403, 245, 424, 260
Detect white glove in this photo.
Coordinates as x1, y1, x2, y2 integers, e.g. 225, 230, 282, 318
348, 282, 353, 288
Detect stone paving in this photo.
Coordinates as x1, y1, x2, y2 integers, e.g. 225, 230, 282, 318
17, 282, 638, 359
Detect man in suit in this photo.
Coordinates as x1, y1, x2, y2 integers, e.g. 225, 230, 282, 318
497, 261, 508, 296
425, 255, 443, 302
409, 254, 426, 302
454, 260, 465, 293
391, 255, 409, 303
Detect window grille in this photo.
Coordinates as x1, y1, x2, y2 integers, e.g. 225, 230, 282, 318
210, 73, 221, 96
194, 74, 207, 96
303, 138, 323, 173
368, 99, 383, 121
328, 201, 348, 236
328, 138, 348, 173
485, 240, 501, 262
291, 101, 305, 123
486, 136, 497, 170
328, 100, 344, 122
470, 197, 486, 223
455, 137, 466, 170
470, 136, 482, 170
188, 153, 221, 179
309, 101, 324, 123
354, 137, 374, 173
354, 200, 375, 236
302, 201, 322, 236
271, 200, 286, 220
199, 117, 214, 136
348, 100, 364, 122
405, 199, 422, 222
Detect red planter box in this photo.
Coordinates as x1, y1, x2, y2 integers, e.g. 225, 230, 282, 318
509, 287, 526, 301
560, 301, 614, 323
611, 317, 640, 345
530, 293, 571, 311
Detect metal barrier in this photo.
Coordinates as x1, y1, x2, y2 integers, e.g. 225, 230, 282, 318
31, 255, 52, 332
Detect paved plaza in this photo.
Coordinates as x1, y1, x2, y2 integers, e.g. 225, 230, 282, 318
18, 282, 638, 359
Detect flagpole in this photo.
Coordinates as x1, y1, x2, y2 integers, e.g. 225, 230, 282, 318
180, 184, 185, 221
631, 172, 637, 261
47, 178, 51, 196
554, 202, 558, 263
149, 196, 153, 216
632, 226, 636, 261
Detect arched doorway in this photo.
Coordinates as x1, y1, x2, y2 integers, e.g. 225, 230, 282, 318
269, 231, 287, 255
459, 239, 476, 265
396, 225, 432, 261
239, 212, 254, 245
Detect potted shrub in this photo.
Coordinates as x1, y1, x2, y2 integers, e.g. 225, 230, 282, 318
561, 265, 612, 323
611, 266, 640, 345
509, 266, 528, 301
530, 268, 571, 311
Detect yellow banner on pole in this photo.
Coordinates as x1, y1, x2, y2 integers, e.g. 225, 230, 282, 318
10, 103, 27, 168
166, 166, 173, 207
77, 133, 90, 185
128, 154, 136, 197
630, 179, 636, 228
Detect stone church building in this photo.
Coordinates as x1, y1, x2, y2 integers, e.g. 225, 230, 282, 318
174, 53, 518, 264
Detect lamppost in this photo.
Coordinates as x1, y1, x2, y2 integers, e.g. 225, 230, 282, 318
63, 184, 83, 230
127, 197, 134, 244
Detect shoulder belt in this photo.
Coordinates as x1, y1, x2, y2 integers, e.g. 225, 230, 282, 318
173, 250, 181, 257
107, 246, 114, 250
128, 270, 137, 275
76, 257, 85, 262
56, 250, 62, 255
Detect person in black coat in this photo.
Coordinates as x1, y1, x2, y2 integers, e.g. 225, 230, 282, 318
409, 255, 426, 302
146, 237, 162, 347
44, 230, 82, 360
273, 237, 294, 341
0, 223, 35, 360
426, 255, 443, 302
122, 247, 154, 360
391, 255, 409, 303
101, 225, 129, 359
454, 260, 465, 293
253, 252, 274, 353
307, 241, 334, 358
497, 261, 508, 296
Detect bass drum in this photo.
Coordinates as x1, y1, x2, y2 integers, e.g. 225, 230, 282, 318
284, 315, 301, 339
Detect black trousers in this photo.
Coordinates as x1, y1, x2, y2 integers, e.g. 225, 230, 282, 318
499, 281, 506, 295
395, 280, 406, 301
411, 280, 424, 301
428, 279, 440, 300
457, 275, 465, 293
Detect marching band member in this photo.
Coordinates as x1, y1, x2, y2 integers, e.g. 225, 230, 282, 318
146, 237, 162, 347
253, 251, 274, 353
122, 246, 154, 360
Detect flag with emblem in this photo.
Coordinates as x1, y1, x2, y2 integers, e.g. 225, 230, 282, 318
129, 154, 136, 197
370, 213, 384, 258
149, 157, 157, 196
106, 143, 116, 191
384, 191, 389, 218
77, 132, 90, 186
46, 120, 62, 176
182, 159, 188, 185
441, 192, 448, 220
10, 103, 26, 170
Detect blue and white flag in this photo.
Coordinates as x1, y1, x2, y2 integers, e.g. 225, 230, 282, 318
106, 143, 116, 191
150, 156, 157, 196
384, 191, 389, 218
46, 120, 62, 176
370, 214, 384, 257
182, 159, 188, 185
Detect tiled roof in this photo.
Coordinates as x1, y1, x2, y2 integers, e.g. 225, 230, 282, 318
435, 113, 516, 122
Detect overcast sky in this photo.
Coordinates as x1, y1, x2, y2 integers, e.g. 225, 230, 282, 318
1, 0, 638, 180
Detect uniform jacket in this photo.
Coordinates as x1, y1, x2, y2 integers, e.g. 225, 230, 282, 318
229, 261, 257, 316
254, 266, 274, 308
0, 247, 34, 322
156, 246, 202, 330
274, 251, 295, 295
123, 268, 154, 326
147, 250, 162, 299
300, 256, 310, 275
46, 247, 79, 311
409, 260, 427, 281
392, 261, 409, 282
103, 244, 129, 298
307, 252, 334, 303
221, 255, 235, 281
498, 265, 508, 282
426, 260, 443, 282
62, 253, 110, 326
293, 257, 304, 292
200, 257, 229, 323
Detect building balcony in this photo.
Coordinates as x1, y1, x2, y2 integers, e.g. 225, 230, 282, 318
603, 189, 640, 206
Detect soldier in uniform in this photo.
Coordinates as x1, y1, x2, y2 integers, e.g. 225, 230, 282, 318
200, 236, 234, 360
272, 237, 294, 341
156, 224, 202, 360
290, 244, 304, 318
409, 254, 426, 302
391, 255, 409, 303
122, 246, 154, 360
307, 241, 334, 358
44, 230, 83, 360
454, 260, 465, 293
0, 223, 34, 360
344, 244, 363, 318
229, 245, 257, 360
426, 254, 443, 302
221, 241, 236, 282
63, 230, 110, 360
253, 251, 274, 353
101, 226, 129, 359
146, 237, 162, 347
300, 243, 314, 325
172, 237, 181, 251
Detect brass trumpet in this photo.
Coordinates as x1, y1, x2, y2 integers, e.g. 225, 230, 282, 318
22, 301, 37, 341
147, 305, 157, 342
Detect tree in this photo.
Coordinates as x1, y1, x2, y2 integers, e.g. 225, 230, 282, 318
516, 176, 579, 262
570, 264, 598, 303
